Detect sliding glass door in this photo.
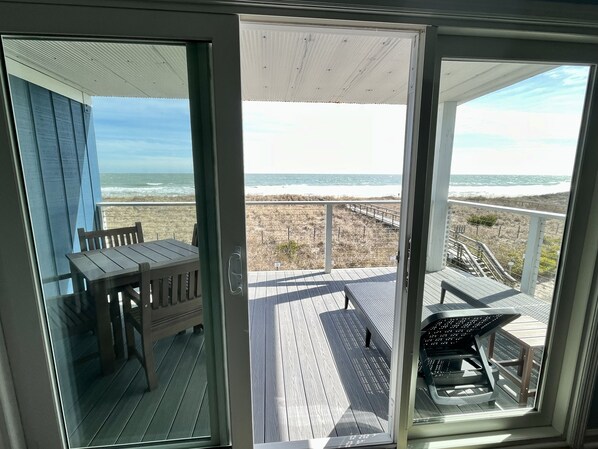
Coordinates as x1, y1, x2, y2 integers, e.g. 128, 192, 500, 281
0, 7, 251, 449
396, 34, 598, 444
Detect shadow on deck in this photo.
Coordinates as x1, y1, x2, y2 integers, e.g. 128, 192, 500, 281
52, 267, 547, 447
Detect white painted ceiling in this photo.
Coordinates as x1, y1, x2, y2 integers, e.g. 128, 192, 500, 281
2, 27, 554, 105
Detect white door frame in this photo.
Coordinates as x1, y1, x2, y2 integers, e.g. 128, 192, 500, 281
0, 4, 251, 448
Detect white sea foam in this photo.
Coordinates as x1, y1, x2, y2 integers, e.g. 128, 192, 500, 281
101, 174, 572, 199
448, 181, 571, 198
244, 184, 403, 198
244, 181, 571, 198
101, 186, 196, 198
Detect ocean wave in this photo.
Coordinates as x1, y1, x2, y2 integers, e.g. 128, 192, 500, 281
100, 174, 572, 199
101, 185, 195, 197
244, 181, 571, 198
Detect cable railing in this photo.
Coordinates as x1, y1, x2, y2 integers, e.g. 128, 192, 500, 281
446, 199, 566, 298
96, 199, 401, 272
96, 198, 567, 299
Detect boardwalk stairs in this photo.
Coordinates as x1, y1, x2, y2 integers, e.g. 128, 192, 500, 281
346, 203, 517, 287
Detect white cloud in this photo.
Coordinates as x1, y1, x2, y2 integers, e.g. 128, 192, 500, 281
242, 102, 406, 174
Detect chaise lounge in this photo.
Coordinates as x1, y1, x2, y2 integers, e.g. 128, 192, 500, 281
344, 281, 520, 406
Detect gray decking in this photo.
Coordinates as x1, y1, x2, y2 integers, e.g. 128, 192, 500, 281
55, 267, 550, 447
55, 330, 209, 448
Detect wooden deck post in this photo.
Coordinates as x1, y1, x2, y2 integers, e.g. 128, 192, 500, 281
427, 101, 457, 272
520, 216, 546, 295
325, 204, 333, 273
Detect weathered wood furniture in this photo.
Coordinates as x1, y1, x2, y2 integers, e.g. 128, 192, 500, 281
344, 282, 520, 405
66, 239, 199, 374
78, 222, 144, 251
123, 260, 203, 390
440, 278, 548, 405
75, 222, 145, 362
487, 315, 547, 405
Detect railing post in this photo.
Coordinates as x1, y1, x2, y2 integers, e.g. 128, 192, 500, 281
96, 204, 105, 230
325, 204, 333, 273
520, 216, 546, 295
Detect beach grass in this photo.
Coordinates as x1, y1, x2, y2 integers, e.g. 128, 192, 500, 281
101, 192, 568, 296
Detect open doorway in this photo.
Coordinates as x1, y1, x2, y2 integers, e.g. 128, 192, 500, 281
240, 22, 415, 444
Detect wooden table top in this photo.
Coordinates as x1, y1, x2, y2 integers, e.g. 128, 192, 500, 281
498, 315, 547, 348
66, 239, 199, 283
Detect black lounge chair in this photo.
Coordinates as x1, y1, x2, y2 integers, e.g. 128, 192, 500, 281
419, 308, 520, 406
344, 282, 520, 406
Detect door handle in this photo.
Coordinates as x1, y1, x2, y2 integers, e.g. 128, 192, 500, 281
228, 246, 243, 296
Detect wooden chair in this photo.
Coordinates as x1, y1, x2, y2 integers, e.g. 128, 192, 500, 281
76, 223, 143, 360
77, 222, 144, 251
123, 260, 203, 390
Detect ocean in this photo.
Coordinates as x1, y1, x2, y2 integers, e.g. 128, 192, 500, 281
100, 173, 572, 199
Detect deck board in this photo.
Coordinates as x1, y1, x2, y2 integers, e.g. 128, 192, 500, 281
168, 345, 208, 440
115, 334, 191, 444
249, 270, 266, 442
55, 267, 547, 447
264, 270, 289, 442
293, 272, 361, 437
285, 270, 338, 438
276, 270, 313, 440
142, 335, 203, 442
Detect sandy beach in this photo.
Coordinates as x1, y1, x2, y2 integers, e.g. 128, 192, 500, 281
102, 193, 568, 284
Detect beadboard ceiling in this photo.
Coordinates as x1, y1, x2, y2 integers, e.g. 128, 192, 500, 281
2, 25, 553, 104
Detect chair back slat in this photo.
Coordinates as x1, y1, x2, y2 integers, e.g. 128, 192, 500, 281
138, 259, 202, 317
78, 222, 144, 251
188, 271, 196, 301
125, 259, 203, 391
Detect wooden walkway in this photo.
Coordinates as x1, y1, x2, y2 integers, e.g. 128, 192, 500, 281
55, 267, 550, 447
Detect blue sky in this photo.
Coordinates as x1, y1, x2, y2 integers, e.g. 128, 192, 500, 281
92, 97, 193, 173
92, 65, 589, 175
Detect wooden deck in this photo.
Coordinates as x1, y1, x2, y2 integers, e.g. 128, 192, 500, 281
53, 267, 550, 447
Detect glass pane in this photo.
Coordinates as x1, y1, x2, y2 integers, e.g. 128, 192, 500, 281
3, 38, 212, 446
240, 23, 413, 444
417, 60, 589, 422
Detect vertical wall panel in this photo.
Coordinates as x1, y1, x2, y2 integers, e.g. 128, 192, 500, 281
8, 76, 59, 297
52, 93, 82, 253
70, 99, 94, 234
28, 83, 71, 294
9, 76, 100, 295
83, 106, 102, 229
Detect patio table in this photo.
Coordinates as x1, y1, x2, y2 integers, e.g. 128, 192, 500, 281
66, 239, 199, 374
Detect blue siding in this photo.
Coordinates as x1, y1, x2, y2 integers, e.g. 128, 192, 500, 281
29, 83, 72, 294
52, 94, 83, 253
9, 77, 59, 297
70, 100, 95, 234
9, 75, 101, 295
83, 107, 102, 229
